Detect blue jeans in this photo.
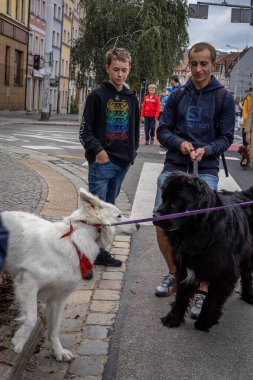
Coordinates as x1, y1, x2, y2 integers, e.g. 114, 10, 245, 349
88, 161, 129, 205
154, 171, 218, 212
144, 116, 156, 143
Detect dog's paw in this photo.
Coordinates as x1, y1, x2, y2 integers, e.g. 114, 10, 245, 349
161, 313, 181, 328
12, 336, 26, 353
12, 330, 28, 353
194, 318, 218, 332
54, 348, 75, 362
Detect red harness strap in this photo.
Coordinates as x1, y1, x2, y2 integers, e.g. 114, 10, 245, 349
60, 223, 93, 279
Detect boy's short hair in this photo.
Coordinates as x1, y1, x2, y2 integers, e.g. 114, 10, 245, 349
148, 84, 157, 90
171, 75, 179, 83
105, 48, 132, 66
188, 42, 216, 62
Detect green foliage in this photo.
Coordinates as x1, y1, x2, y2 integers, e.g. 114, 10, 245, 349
70, 99, 79, 114
71, 0, 189, 90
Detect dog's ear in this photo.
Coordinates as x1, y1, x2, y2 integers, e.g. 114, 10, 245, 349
79, 188, 102, 209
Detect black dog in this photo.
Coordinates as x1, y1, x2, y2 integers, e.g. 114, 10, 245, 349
155, 172, 253, 332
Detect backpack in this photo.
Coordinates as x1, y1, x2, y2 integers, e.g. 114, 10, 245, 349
173, 86, 229, 177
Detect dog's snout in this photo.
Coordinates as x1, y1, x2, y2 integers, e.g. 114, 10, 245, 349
136, 223, 140, 230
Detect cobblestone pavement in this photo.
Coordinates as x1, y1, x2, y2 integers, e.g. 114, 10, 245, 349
0, 144, 133, 380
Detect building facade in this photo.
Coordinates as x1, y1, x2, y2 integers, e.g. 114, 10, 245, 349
59, 0, 73, 113
26, 0, 46, 112
0, 0, 29, 110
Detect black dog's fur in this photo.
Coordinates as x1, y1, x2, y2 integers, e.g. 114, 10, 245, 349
155, 172, 253, 332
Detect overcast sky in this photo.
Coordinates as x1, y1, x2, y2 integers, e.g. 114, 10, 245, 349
187, 0, 253, 51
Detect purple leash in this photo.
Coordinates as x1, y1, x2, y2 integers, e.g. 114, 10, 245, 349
105, 200, 253, 227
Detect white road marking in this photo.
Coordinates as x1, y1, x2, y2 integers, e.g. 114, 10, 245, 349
21, 145, 63, 150
130, 163, 241, 225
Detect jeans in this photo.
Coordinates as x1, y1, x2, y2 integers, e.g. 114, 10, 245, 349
88, 161, 129, 205
144, 116, 156, 143
154, 171, 218, 212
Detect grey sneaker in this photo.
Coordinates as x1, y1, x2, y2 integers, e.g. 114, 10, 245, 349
155, 274, 176, 297
190, 293, 206, 319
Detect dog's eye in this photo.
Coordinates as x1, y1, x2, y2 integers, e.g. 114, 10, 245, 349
117, 214, 122, 219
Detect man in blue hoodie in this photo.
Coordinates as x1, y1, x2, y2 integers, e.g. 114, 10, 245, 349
80, 48, 139, 273
154, 42, 235, 318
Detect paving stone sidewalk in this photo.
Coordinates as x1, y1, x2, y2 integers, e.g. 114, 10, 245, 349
0, 146, 133, 380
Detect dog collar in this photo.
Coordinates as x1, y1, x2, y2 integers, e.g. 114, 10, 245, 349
60, 223, 93, 279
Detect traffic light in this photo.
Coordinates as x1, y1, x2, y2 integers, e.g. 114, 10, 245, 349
33, 54, 40, 70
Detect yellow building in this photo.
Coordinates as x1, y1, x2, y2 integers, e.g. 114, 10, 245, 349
59, 0, 74, 113
0, 0, 29, 110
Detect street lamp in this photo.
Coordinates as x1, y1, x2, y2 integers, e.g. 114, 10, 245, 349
226, 44, 240, 100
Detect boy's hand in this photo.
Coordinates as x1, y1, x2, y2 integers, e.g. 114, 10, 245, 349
95, 150, 109, 163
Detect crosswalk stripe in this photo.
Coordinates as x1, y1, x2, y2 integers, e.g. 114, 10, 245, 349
130, 163, 241, 225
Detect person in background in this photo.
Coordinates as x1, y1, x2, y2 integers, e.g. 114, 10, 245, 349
235, 98, 242, 130
141, 84, 161, 145
79, 47, 140, 276
154, 42, 235, 319
242, 89, 252, 146
166, 74, 182, 93
245, 89, 253, 167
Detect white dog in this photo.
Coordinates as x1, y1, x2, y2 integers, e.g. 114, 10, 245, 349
2, 188, 139, 361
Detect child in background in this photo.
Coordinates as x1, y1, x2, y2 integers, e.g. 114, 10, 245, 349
141, 84, 160, 145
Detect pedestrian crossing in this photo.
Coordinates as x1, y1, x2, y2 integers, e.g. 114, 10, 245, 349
0, 127, 243, 151
130, 162, 241, 225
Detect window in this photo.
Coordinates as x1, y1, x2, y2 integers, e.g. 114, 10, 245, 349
16, 0, 21, 20
52, 30, 55, 46
61, 59, 64, 76
54, 4, 57, 17
7, 0, 11, 15
40, 38, 44, 57
42, 0, 46, 18
58, 6, 61, 20
56, 32, 60, 47
5, 46, 10, 85
55, 60, 59, 76
30, 0, 34, 13
37, 0, 41, 17
28, 33, 34, 53
35, 36, 39, 54
21, 0, 25, 23
14, 50, 23, 85
63, 30, 66, 43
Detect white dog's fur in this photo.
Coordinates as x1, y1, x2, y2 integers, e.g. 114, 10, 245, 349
2, 188, 139, 361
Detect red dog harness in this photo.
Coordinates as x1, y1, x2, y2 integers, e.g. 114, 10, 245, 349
60, 222, 98, 278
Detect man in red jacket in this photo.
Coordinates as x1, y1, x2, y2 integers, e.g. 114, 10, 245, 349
141, 84, 161, 145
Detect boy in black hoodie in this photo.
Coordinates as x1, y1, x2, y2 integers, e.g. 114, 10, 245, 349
79, 48, 140, 271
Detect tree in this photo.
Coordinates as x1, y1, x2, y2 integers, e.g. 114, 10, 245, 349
71, 0, 189, 90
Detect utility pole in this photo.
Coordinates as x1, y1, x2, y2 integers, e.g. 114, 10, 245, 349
41, 3, 53, 121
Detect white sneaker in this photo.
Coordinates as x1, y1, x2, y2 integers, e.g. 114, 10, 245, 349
155, 274, 176, 297
190, 293, 206, 319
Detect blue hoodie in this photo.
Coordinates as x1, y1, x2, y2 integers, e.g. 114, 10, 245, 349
158, 76, 235, 176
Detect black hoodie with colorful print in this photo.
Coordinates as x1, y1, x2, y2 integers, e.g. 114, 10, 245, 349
79, 81, 140, 168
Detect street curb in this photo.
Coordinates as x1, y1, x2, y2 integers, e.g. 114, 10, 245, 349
3, 311, 46, 380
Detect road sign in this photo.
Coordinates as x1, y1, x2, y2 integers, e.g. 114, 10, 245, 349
188, 4, 208, 19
